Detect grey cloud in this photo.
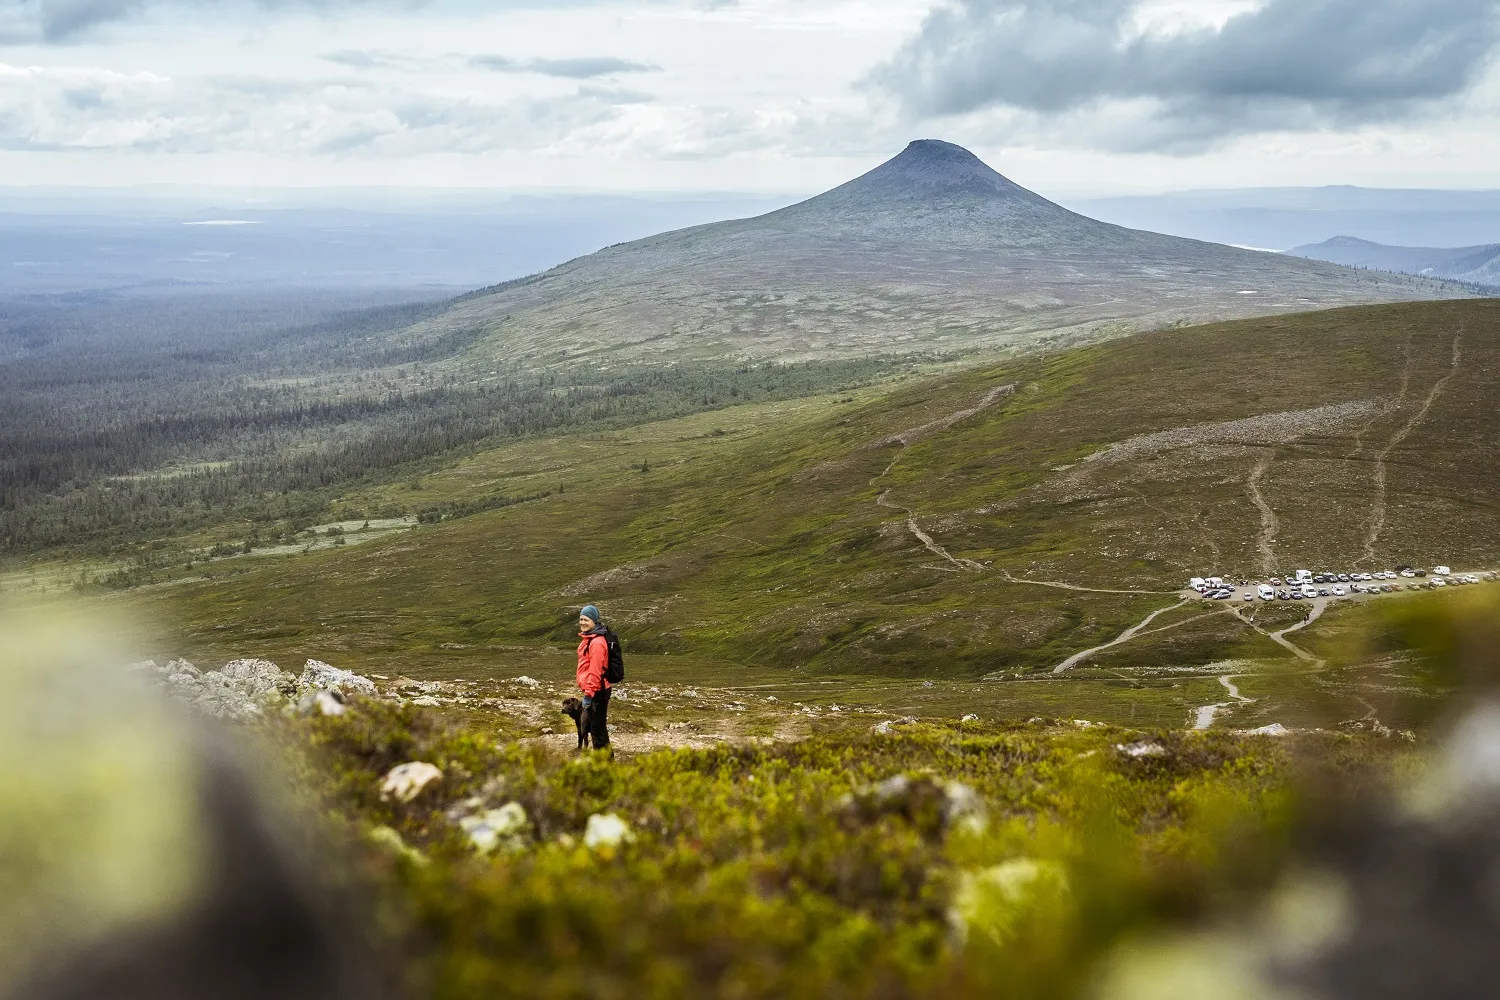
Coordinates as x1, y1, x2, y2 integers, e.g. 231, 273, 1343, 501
872, 0, 1500, 150
2, 0, 422, 42
469, 54, 658, 78
0, 62, 647, 156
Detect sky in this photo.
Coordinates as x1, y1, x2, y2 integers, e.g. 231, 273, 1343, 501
1, 0, 1498, 197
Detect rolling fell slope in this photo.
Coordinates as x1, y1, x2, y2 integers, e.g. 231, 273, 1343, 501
412, 140, 1468, 364
134, 301, 1500, 698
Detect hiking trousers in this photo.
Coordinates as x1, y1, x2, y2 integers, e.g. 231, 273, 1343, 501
585, 687, 611, 750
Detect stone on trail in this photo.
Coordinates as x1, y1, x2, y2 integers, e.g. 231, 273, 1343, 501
1243, 723, 1290, 737
409, 695, 441, 708
380, 762, 443, 803
298, 659, 376, 697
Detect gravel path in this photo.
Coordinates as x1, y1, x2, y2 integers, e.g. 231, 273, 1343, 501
1051, 598, 1192, 673
869, 383, 1015, 572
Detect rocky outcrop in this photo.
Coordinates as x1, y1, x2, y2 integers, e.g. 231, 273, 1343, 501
299, 659, 377, 697
130, 656, 378, 720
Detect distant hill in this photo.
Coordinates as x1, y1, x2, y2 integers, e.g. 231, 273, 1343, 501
409, 141, 1468, 365
1074, 186, 1500, 252
1293, 236, 1500, 287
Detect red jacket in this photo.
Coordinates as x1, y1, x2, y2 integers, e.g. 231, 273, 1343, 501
576, 631, 611, 696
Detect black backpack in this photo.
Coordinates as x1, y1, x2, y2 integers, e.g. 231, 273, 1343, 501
591, 626, 625, 684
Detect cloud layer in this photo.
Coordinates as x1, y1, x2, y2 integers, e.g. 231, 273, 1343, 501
1, 0, 408, 42
872, 0, 1500, 151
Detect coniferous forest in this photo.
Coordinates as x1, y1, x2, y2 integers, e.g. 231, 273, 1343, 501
1, 288, 913, 557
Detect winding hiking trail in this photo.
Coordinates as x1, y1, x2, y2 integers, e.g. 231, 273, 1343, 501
1246, 449, 1280, 577
1051, 598, 1193, 673
1192, 674, 1257, 730
1360, 330, 1462, 564
869, 383, 1015, 572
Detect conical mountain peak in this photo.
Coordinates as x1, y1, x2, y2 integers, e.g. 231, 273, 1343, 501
871, 139, 1015, 191
759, 139, 1085, 248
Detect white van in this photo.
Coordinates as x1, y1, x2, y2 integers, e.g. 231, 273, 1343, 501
1435, 565, 1452, 576
1257, 585, 1275, 601
1295, 570, 1313, 582
1190, 577, 1206, 589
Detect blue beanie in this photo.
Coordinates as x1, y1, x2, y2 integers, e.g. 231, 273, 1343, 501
580, 605, 601, 626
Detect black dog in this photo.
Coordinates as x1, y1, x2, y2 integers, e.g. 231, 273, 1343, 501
561, 697, 593, 749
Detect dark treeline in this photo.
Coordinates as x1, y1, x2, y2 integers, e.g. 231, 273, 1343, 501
2, 353, 908, 555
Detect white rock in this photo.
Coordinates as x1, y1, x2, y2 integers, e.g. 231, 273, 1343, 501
125, 659, 158, 673
944, 781, 986, 832
410, 695, 441, 708
1116, 741, 1167, 758
459, 802, 529, 854
872, 715, 917, 735
1244, 723, 1290, 737
220, 658, 294, 700
511, 675, 541, 688
961, 714, 980, 722
191, 678, 261, 720
312, 691, 347, 716
380, 762, 443, 803
583, 813, 634, 850
166, 658, 200, 678
298, 659, 376, 697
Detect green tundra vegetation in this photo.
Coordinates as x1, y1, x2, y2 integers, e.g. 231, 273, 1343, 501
298, 704, 1304, 1000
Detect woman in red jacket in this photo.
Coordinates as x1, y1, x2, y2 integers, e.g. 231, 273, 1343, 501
576, 605, 611, 752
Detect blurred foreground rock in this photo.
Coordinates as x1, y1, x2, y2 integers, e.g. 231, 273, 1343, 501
5, 612, 385, 1000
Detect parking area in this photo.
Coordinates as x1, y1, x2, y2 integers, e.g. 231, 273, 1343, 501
1185, 567, 1496, 603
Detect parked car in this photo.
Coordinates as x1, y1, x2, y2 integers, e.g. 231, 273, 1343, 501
1332, 585, 1346, 596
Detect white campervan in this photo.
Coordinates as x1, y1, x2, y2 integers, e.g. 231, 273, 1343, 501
1257, 584, 1275, 601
